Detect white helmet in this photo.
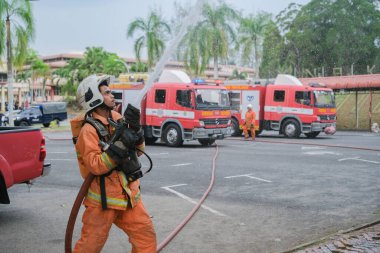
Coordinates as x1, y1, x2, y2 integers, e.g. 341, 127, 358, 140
77, 74, 111, 113
247, 104, 253, 109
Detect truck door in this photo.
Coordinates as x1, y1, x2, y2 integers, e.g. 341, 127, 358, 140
265, 88, 287, 122
294, 90, 313, 122
31, 107, 43, 124
241, 90, 260, 122
148, 88, 167, 126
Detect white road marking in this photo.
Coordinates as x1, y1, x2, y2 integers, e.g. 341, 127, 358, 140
301, 146, 325, 150
161, 184, 226, 217
225, 174, 272, 183
171, 163, 192, 167
338, 157, 360, 161
338, 157, 380, 164
303, 151, 341, 155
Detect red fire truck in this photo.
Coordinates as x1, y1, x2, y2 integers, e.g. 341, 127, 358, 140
224, 74, 336, 138
110, 73, 232, 147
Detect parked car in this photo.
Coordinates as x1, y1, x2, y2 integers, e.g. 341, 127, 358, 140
0, 126, 51, 204
14, 102, 68, 127
1, 110, 22, 126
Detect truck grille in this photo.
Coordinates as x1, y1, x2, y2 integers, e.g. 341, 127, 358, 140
319, 114, 336, 120
202, 118, 230, 126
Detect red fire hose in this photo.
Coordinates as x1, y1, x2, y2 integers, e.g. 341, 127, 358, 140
64, 173, 94, 253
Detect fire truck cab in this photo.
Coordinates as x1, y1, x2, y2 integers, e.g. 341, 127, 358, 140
225, 74, 337, 138
111, 73, 232, 147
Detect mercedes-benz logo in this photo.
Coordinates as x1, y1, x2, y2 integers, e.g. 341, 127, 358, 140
215, 119, 219, 125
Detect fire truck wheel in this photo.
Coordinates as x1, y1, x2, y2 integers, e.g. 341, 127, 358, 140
198, 139, 215, 146
282, 119, 301, 138
304, 131, 320, 138
231, 118, 242, 136
163, 124, 183, 147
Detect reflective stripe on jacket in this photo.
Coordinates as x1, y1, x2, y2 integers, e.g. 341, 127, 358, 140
75, 110, 142, 210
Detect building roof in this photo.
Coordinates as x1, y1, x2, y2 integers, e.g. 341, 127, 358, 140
300, 74, 380, 91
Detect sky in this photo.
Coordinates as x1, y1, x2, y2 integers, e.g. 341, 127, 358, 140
30, 0, 311, 58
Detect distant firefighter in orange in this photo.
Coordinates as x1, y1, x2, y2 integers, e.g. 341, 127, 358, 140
242, 104, 256, 140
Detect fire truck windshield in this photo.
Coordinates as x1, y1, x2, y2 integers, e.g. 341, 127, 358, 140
313, 90, 336, 108
195, 89, 230, 110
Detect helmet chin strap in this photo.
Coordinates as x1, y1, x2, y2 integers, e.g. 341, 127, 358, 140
99, 103, 114, 111
90, 103, 114, 118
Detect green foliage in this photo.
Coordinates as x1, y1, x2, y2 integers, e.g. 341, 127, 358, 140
237, 12, 271, 77
53, 47, 127, 96
180, 25, 210, 77
229, 69, 247, 80
179, 2, 238, 78
0, 0, 35, 68
126, 11, 171, 69
130, 62, 148, 73
260, 21, 284, 78
271, 0, 380, 77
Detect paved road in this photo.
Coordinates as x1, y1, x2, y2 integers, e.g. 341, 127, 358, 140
0, 130, 379, 253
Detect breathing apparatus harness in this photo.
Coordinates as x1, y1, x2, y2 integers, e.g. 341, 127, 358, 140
74, 103, 153, 210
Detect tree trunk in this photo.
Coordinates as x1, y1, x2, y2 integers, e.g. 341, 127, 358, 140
254, 38, 260, 78
6, 17, 14, 126
213, 56, 219, 79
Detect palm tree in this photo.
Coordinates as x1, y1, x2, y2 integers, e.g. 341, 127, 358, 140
0, 0, 34, 125
197, 3, 238, 79
126, 11, 171, 69
180, 25, 210, 77
31, 58, 49, 101
238, 12, 271, 78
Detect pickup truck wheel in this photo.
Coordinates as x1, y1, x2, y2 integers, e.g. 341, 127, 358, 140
198, 139, 215, 146
20, 121, 30, 126
163, 124, 183, 147
0, 175, 10, 204
231, 118, 242, 136
43, 123, 50, 127
305, 131, 320, 138
282, 119, 301, 138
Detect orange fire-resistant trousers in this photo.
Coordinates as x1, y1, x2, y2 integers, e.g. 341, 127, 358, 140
73, 201, 157, 253
243, 124, 255, 140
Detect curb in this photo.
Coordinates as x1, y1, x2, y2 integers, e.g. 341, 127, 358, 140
281, 219, 380, 253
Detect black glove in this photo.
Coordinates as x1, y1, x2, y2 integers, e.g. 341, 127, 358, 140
135, 128, 145, 145
118, 151, 143, 182
124, 104, 141, 131
105, 141, 128, 163
120, 128, 139, 147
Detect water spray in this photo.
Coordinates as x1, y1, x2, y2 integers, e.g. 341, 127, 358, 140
133, 0, 209, 108
65, 1, 209, 252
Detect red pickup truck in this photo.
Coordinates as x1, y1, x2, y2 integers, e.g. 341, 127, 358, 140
0, 126, 51, 204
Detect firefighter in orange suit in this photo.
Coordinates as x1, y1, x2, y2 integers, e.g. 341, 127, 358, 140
73, 75, 156, 253
243, 104, 256, 140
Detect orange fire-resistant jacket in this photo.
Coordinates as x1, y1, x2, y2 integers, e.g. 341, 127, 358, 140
244, 110, 256, 130
75, 110, 144, 210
